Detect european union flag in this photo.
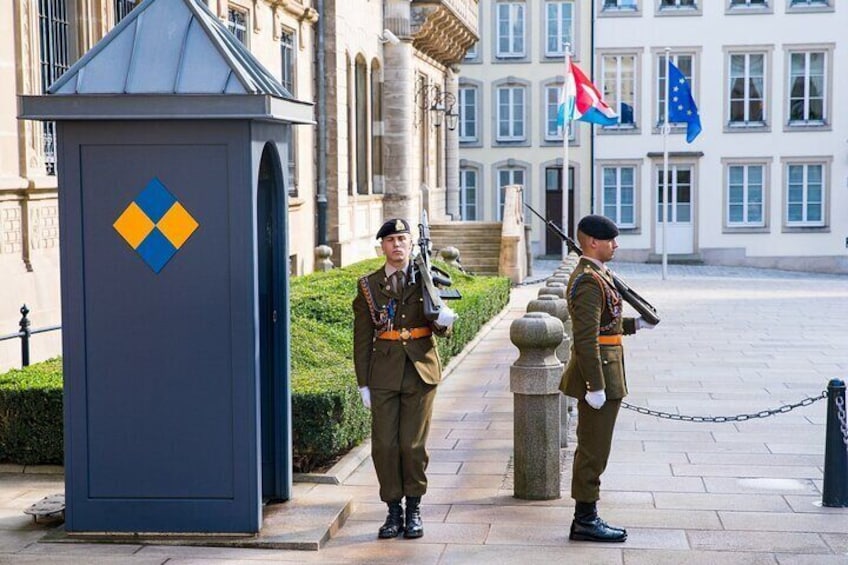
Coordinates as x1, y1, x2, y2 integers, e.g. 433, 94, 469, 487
668, 61, 702, 143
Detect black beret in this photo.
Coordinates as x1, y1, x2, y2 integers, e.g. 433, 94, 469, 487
577, 215, 619, 240
376, 218, 411, 240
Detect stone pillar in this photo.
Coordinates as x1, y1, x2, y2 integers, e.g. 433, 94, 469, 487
382, 2, 416, 223
439, 246, 461, 268
527, 296, 571, 448
510, 312, 563, 500
498, 184, 526, 283
444, 68, 460, 220
314, 245, 334, 272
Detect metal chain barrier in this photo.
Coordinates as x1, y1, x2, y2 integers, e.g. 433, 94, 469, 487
621, 391, 827, 423
837, 394, 848, 451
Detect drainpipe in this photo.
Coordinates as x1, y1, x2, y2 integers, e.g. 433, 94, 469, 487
315, 0, 328, 245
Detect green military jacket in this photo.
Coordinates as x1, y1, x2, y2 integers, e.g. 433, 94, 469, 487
560, 258, 636, 400
353, 265, 447, 390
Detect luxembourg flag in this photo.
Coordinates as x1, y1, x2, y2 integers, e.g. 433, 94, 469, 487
557, 59, 619, 127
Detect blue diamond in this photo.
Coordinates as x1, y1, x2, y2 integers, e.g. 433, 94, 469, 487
135, 178, 177, 223
135, 228, 177, 273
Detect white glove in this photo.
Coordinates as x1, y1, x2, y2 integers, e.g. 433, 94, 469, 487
636, 317, 657, 331
359, 386, 371, 409
436, 306, 458, 328
585, 389, 606, 410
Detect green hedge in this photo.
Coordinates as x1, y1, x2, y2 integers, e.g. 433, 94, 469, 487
0, 358, 63, 465
0, 260, 510, 471
290, 258, 510, 472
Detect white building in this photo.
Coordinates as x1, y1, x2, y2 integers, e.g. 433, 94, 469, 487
458, 0, 593, 256
595, 0, 846, 273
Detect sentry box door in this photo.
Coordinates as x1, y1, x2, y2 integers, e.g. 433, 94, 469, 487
60, 121, 264, 533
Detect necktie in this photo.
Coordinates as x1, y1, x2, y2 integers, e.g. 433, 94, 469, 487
393, 271, 405, 294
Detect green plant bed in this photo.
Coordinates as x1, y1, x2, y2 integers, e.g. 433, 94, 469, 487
0, 358, 63, 465
290, 258, 510, 472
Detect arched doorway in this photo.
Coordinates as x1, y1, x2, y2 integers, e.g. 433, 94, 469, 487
257, 142, 291, 503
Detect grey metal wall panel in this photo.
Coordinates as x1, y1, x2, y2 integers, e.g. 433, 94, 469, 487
177, 21, 237, 94
125, 0, 192, 93
60, 120, 260, 533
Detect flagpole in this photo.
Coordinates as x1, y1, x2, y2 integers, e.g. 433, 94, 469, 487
662, 47, 670, 281
561, 43, 572, 260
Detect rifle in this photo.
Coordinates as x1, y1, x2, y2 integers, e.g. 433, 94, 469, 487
411, 210, 461, 321
524, 202, 661, 326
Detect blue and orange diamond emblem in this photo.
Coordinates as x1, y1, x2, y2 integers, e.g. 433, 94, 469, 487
113, 178, 199, 273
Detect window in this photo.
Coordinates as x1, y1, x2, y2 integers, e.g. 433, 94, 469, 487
728, 52, 766, 127
355, 58, 368, 194
785, 163, 825, 227
545, 1, 573, 58
496, 85, 526, 142
283, 126, 297, 197
371, 64, 384, 194
544, 84, 574, 142
657, 54, 694, 126
459, 168, 478, 220
788, 51, 826, 125
602, 167, 636, 227
227, 7, 248, 45
729, 0, 767, 5
496, 2, 525, 59
727, 0, 771, 13
114, 0, 138, 23
600, 54, 637, 129
280, 28, 295, 95
788, 0, 830, 7
657, 166, 692, 223
727, 165, 764, 227
38, 0, 71, 176
602, 0, 638, 10
659, 0, 698, 9
465, 42, 478, 61
458, 86, 479, 143
497, 167, 525, 220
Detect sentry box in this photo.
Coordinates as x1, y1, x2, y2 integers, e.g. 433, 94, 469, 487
18, 0, 312, 534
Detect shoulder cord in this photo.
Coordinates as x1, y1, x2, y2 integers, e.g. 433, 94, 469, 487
585, 270, 622, 333
359, 276, 390, 333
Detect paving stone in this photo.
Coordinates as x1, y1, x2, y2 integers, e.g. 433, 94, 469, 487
688, 530, 830, 553
654, 492, 791, 512
719, 510, 848, 533
622, 548, 778, 565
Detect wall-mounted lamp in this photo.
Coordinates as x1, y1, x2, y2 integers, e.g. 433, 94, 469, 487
378, 29, 400, 45
414, 84, 458, 131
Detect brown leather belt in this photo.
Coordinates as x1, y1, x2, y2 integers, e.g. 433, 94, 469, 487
598, 335, 622, 346
378, 327, 432, 341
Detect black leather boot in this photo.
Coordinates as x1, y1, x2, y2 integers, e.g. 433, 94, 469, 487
403, 496, 424, 539
569, 501, 627, 543
378, 501, 404, 539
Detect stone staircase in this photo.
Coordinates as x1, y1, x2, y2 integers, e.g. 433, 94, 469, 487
429, 221, 503, 275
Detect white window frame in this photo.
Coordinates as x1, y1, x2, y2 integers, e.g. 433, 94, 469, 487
787, 0, 832, 12
599, 52, 639, 131
227, 6, 249, 46
496, 85, 526, 142
786, 49, 829, 127
544, 1, 574, 58
726, 164, 766, 228
783, 160, 828, 229
655, 52, 696, 129
601, 0, 640, 12
601, 166, 637, 228
459, 166, 479, 221
726, 50, 769, 130
727, 0, 771, 10
496, 167, 526, 221
544, 85, 563, 142
280, 27, 296, 95
495, 2, 525, 59
458, 86, 479, 143
657, 0, 701, 15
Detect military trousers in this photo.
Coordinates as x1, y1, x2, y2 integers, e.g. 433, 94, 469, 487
571, 397, 622, 503
370, 357, 437, 503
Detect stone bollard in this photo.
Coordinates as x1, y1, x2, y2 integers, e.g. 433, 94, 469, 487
822, 378, 848, 507
539, 282, 567, 300
510, 312, 563, 500
527, 296, 571, 448
314, 244, 334, 272
439, 246, 461, 269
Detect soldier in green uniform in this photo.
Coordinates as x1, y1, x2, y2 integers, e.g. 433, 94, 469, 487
353, 218, 457, 540
560, 215, 655, 543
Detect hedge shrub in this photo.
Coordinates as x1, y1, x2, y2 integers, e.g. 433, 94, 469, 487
0, 358, 63, 465
0, 260, 510, 471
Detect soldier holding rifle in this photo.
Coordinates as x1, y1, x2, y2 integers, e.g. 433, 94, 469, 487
353, 218, 458, 540
561, 215, 656, 543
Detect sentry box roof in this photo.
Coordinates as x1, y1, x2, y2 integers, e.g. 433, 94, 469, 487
18, 0, 313, 124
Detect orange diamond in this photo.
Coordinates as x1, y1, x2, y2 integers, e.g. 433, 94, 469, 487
157, 201, 199, 249
113, 202, 155, 249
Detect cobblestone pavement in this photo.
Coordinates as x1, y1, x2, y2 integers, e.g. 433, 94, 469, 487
0, 261, 846, 564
